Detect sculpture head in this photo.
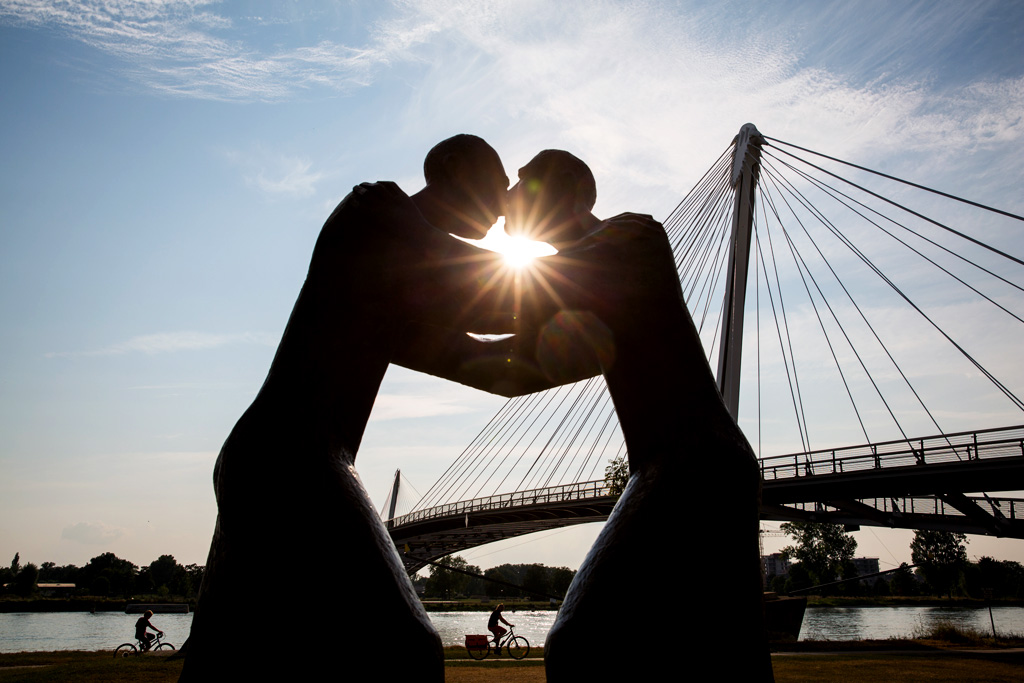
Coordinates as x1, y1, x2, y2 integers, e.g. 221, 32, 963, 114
421, 134, 509, 239
505, 149, 598, 248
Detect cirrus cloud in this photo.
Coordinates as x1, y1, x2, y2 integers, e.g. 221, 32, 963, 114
45, 331, 277, 358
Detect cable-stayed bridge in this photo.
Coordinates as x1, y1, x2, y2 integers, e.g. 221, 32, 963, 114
384, 124, 1024, 573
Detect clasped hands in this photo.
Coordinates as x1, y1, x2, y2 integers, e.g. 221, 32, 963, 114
344, 180, 682, 341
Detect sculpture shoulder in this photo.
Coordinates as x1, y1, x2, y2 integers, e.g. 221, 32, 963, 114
604, 212, 662, 229
589, 212, 668, 248
313, 180, 416, 259
322, 183, 378, 226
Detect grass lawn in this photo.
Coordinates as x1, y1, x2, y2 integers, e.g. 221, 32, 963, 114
772, 651, 1024, 682
1, 648, 1022, 682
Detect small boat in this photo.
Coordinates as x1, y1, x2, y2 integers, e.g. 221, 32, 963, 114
764, 592, 806, 641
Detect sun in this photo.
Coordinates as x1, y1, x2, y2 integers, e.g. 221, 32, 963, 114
499, 234, 555, 268
459, 218, 557, 268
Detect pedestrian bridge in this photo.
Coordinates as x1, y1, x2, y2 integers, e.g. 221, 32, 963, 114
390, 424, 1024, 572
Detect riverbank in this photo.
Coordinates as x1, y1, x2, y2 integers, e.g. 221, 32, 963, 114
6, 594, 1022, 614
1, 645, 1023, 683
803, 595, 1024, 608
0, 599, 181, 614
0, 597, 561, 614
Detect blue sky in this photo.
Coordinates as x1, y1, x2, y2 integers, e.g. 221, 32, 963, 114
2, 0, 1022, 573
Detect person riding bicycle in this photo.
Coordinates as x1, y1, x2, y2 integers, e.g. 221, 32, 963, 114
135, 610, 163, 651
488, 604, 512, 648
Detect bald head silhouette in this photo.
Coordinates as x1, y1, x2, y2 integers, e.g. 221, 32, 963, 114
506, 149, 599, 248
418, 134, 509, 239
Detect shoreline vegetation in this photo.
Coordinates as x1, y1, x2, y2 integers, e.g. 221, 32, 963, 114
3, 594, 1024, 613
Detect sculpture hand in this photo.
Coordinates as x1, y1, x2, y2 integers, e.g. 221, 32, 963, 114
349, 181, 426, 234
543, 213, 682, 327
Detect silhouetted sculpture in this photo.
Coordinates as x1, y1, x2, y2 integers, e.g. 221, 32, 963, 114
185, 137, 772, 681
513, 151, 774, 682
180, 135, 513, 681
397, 150, 774, 681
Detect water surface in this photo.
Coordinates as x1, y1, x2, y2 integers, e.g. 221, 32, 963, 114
2, 605, 1023, 652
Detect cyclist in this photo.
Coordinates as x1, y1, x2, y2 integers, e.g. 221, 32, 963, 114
135, 610, 163, 651
488, 604, 512, 649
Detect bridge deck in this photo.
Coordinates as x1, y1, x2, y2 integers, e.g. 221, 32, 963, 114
390, 425, 1024, 571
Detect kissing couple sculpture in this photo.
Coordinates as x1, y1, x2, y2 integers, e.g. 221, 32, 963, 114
180, 135, 774, 682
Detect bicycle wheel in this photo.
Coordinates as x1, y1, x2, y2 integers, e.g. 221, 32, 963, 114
506, 636, 530, 660
466, 642, 490, 660
155, 642, 175, 651
114, 643, 138, 658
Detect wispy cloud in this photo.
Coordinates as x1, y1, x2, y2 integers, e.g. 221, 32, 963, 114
373, 1, 1024, 213
222, 147, 326, 197
369, 392, 478, 421
46, 331, 276, 358
4, 0, 1021, 180
0, 0, 385, 100
61, 520, 127, 545
250, 155, 323, 197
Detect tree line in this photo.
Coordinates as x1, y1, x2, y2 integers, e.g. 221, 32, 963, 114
772, 522, 1024, 599
2, 550, 578, 603
421, 556, 576, 600
0, 552, 204, 600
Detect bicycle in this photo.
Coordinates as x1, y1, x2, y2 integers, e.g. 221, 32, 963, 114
113, 632, 175, 658
465, 625, 530, 660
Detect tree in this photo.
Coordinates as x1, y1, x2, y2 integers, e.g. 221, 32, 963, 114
549, 567, 576, 599
780, 522, 857, 590
13, 563, 38, 597
523, 564, 550, 600
484, 566, 518, 599
603, 455, 629, 495
890, 563, 918, 596
37, 562, 78, 583
969, 557, 1024, 600
784, 562, 812, 593
911, 530, 968, 598
10, 552, 20, 577
148, 555, 183, 593
78, 552, 137, 598
183, 564, 205, 598
91, 576, 110, 596
425, 555, 480, 599
171, 571, 194, 598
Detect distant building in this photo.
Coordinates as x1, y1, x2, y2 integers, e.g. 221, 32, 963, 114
762, 553, 790, 586
851, 557, 880, 584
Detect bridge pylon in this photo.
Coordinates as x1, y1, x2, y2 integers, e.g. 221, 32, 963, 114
717, 122, 764, 419
385, 468, 401, 529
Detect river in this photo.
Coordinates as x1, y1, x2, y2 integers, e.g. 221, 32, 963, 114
2, 606, 1023, 653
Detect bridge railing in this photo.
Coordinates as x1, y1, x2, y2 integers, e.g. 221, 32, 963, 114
759, 425, 1024, 481
389, 479, 614, 529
